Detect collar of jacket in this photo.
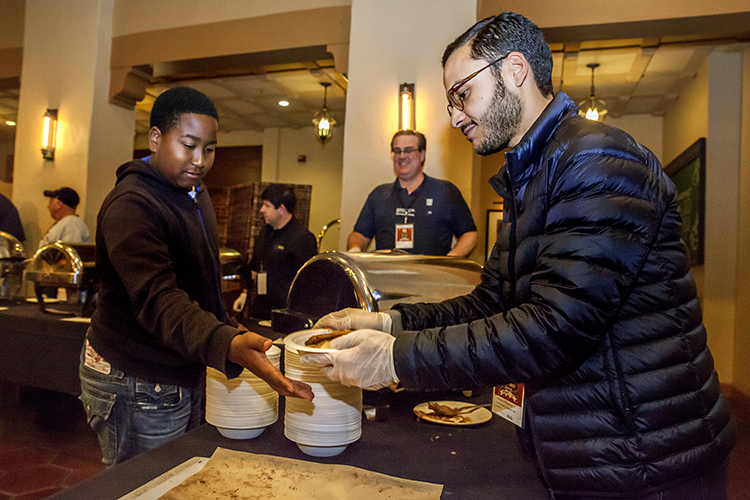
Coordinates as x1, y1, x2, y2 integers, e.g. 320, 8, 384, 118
489, 91, 578, 197
115, 159, 205, 198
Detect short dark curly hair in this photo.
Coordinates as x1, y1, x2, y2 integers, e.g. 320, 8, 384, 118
442, 12, 554, 98
149, 87, 219, 134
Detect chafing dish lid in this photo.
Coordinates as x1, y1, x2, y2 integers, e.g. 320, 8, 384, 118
26, 242, 95, 280
0, 231, 26, 260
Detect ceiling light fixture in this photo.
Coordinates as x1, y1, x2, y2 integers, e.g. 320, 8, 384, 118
312, 82, 336, 145
4, 119, 16, 127
278, 100, 289, 107
578, 63, 607, 122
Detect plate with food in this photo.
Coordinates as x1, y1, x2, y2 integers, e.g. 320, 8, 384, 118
413, 401, 492, 426
284, 329, 352, 353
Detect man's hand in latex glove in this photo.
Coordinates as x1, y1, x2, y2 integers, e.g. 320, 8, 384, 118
232, 290, 247, 312
229, 328, 314, 401
313, 308, 392, 333
299, 329, 398, 391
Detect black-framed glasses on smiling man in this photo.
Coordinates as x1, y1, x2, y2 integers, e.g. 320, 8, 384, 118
391, 147, 420, 157
446, 53, 510, 116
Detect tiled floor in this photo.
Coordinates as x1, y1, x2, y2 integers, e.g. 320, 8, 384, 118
0, 388, 104, 500
0, 386, 748, 499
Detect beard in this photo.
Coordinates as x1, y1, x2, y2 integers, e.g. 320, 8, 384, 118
474, 77, 522, 156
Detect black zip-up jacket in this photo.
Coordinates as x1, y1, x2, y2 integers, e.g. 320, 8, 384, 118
391, 92, 735, 497
88, 160, 242, 386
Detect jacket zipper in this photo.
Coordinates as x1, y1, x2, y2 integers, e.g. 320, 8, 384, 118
189, 187, 227, 322
506, 169, 517, 307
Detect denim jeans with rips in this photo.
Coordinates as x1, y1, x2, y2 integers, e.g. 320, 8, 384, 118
78, 342, 203, 467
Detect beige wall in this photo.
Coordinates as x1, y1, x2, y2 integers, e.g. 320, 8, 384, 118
662, 48, 746, 385
112, 0, 351, 37
339, 0, 478, 254
604, 114, 663, 161
13, 0, 135, 256
703, 50, 742, 383
0, 0, 24, 49
266, 127, 344, 252
663, 58, 709, 166
735, 47, 750, 397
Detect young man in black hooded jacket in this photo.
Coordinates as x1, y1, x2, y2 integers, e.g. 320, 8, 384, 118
80, 87, 312, 466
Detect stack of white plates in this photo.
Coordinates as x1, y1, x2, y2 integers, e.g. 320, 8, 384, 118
283, 332, 362, 457
205, 345, 281, 439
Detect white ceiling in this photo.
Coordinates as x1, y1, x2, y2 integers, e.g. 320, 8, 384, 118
0, 39, 741, 145
134, 66, 347, 135
551, 41, 719, 118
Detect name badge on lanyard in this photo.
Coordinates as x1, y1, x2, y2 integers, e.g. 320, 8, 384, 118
395, 207, 415, 249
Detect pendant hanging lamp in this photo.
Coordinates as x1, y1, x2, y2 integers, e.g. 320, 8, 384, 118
312, 82, 336, 145
578, 63, 607, 121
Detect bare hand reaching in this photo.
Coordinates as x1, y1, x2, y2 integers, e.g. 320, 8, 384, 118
228, 329, 314, 401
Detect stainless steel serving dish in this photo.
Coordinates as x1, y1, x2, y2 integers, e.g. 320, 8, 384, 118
0, 231, 27, 301
25, 242, 98, 316
219, 246, 243, 315
272, 250, 483, 333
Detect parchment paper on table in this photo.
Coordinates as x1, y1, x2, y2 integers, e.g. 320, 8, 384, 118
158, 447, 442, 499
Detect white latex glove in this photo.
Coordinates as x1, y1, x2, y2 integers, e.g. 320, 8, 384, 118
313, 308, 392, 333
299, 329, 399, 391
233, 291, 247, 312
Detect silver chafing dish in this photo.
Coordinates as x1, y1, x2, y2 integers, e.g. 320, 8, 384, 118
25, 242, 98, 317
219, 246, 243, 315
0, 231, 27, 301
272, 250, 483, 333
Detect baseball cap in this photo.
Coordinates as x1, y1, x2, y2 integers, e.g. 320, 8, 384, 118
43, 187, 80, 209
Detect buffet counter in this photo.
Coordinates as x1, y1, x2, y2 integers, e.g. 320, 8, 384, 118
0, 303, 276, 397
47, 389, 548, 499
0, 302, 89, 395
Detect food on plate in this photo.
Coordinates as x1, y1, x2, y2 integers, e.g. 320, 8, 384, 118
428, 401, 464, 417
304, 329, 352, 349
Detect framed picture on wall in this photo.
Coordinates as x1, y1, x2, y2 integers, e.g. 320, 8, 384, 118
486, 209, 503, 262
664, 138, 706, 265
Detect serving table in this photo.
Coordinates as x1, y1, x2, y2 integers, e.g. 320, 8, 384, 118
0, 302, 89, 396
47, 388, 548, 499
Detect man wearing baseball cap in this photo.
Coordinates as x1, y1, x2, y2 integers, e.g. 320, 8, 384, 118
39, 187, 90, 248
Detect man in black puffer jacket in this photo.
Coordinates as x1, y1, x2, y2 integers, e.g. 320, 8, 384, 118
303, 12, 736, 500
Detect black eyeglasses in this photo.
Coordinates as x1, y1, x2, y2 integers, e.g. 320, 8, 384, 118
446, 54, 509, 116
391, 147, 420, 156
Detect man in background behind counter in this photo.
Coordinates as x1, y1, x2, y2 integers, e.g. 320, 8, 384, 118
39, 187, 90, 247
235, 184, 318, 320
347, 130, 477, 256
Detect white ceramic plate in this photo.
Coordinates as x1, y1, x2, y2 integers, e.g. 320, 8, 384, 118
284, 329, 343, 354
413, 401, 492, 426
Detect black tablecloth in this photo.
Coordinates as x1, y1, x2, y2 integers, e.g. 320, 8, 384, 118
0, 303, 276, 396
47, 390, 549, 499
0, 302, 89, 395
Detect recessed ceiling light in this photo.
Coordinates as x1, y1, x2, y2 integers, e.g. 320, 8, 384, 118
4, 120, 16, 126
278, 100, 290, 107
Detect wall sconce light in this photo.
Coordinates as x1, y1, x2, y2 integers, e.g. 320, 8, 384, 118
312, 82, 336, 145
399, 83, 415, 131
41, 109, 58, 160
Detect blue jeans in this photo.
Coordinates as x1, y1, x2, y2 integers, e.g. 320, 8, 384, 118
78, 343, 203, 467
555, 459, 729, 500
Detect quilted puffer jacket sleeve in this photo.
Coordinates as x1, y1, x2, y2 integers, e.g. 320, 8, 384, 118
393, 121, 668, 392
